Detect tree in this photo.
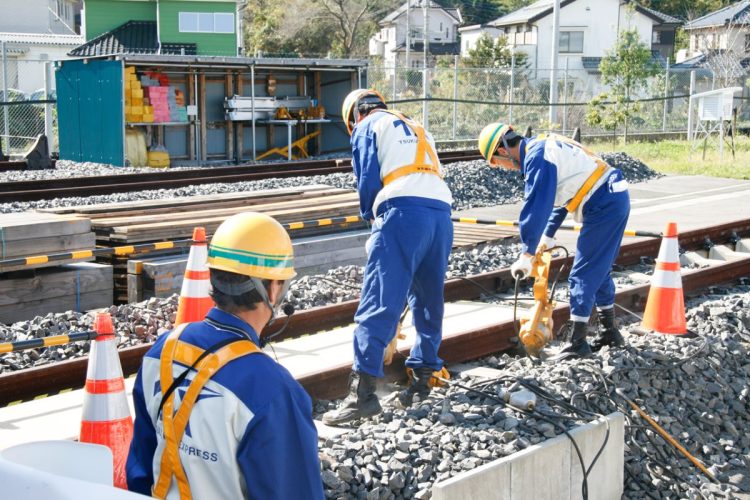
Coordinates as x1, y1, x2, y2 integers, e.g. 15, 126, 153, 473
462, 33, 526, 68
313, 0, 397, 57
586, 28, 659, 143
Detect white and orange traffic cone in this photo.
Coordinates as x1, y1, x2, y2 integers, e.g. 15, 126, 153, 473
642, 222, 687, 335
175, 227, 214, 326
79, 312, 133, 489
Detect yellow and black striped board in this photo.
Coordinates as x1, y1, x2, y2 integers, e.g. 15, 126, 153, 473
0, 239, 194, 272
0, 331, 98, 354
451, 217, 661, 238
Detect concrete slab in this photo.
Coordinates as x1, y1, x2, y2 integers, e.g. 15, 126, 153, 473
270, 301, 516, 380
433, 412, 624, 500
0, 301, 516, 450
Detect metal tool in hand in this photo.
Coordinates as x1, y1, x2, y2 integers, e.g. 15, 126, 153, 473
518, 245, 556, 357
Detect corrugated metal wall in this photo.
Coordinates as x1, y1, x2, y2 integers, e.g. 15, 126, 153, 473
56, 59, 125, 166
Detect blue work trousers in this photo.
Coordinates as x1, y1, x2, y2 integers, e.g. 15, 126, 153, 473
353, 203, 453, 377
568, 171, 631, 319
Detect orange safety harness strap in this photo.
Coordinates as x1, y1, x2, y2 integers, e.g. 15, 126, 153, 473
526, 133, 610, 213
153, 324, 261, 500
379, 109, 442, 186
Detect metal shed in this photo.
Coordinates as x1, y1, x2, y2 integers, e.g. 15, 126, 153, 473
56, 54, 367, 166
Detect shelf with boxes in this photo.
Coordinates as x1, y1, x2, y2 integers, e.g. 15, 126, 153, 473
124, 67, 189, 124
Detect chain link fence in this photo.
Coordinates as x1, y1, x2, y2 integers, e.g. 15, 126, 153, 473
0, 55, 56, 157
367, 63, 739, 143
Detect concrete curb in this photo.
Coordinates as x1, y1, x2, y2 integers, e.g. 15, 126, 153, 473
432, 412, 624, 500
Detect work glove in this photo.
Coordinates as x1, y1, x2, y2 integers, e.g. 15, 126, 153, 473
510, 253, 533, 279
536, 235, 556, 253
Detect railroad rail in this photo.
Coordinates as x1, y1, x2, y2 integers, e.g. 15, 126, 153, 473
1, 218, 749, 405
0, 150, 482, 203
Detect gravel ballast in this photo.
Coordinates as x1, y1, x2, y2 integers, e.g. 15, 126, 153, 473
314, 285, 750, 500
0, 152, 660, 214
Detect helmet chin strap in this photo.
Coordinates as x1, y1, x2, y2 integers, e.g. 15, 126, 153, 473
210, 275, 289, 326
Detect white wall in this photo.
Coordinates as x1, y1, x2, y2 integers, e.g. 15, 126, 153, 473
523, 0, 654, 72
370, 7, 460, 66
0, 0, 78, 34
6, 45, 77, 94
460, 26, 503, 55
688, 26, 750, 59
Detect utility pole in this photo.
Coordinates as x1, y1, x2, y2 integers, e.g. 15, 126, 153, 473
549, 0, 560, 125
423, 0, 429, 70
405, 0, 410, 70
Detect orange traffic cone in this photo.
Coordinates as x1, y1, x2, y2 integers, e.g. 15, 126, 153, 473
79, 312, 133, 489
642, 222, 687, 334
175, 227, 214, 326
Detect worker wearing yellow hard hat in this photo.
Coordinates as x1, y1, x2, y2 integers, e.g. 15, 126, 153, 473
127, 212, 324, 499
478, 122, 631, 360
323, 89, 453, 426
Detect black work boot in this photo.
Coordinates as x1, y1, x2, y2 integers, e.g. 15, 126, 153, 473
547, 321, 592, 362
591, 308, 625, 351
322, 371, 382, 426
396, 367, 434, 408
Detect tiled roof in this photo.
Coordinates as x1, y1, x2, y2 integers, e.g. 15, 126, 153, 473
685, 0, 750, 29
634, 4, 681, 25
0, 32, 84, 46
381, 1, 462, 25
393, 41, 460, 55
69, 21, 196, 57
489, 0, 680, 27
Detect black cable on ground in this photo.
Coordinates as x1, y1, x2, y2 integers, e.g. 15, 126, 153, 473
437, 375, 610, 500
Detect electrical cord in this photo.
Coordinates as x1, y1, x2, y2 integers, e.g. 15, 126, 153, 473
435, 374, 610, 500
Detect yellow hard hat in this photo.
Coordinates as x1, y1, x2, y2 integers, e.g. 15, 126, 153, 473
478, 122, 514, 164
341, 88, 386, 135
207, 212, 296, 281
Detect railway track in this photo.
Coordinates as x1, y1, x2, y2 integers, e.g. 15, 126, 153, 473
1, 218, 749, 405
0, 150, 482, 203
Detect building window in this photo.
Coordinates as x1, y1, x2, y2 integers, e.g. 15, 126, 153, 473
559, 31, 583, 53
652, 30, 661, 44
214, 13, 234, 33
179, 12, 235, 33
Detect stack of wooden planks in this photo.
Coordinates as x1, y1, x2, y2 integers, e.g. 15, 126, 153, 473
125, 230, 372, 303
43, 186, 367, 302
0, 212, 96, 273
0, 213, 111, 323
0, 262, 113, 324
43, 185, 364, 244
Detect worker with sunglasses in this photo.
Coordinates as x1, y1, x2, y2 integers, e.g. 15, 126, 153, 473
477, 123, 631, 360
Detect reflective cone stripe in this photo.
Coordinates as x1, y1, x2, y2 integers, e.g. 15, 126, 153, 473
642, 222, 687, 335
80, 313, 133, 489
175, 227, 214, 326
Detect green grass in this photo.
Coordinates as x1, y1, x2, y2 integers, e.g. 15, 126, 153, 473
592, 136, 750, 180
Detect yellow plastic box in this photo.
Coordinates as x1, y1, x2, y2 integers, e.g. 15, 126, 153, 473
131, 88, 143, 99
130, 106, 143, 115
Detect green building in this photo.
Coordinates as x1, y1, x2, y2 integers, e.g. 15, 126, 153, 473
77, 0, 241, 56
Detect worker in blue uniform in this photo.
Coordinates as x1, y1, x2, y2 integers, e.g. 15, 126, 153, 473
477, 123, 630, 360
126, 212, 323, 500
322, 89, 454, 425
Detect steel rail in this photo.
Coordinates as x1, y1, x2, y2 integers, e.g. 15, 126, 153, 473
1, 219, 748, 405
0, 150, 482, 203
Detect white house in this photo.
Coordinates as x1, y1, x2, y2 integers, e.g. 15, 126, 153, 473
0, 0, 83, 95
680, 1, 750, 62
369, 0, 462, 68
458, 0, 679, 74
0, 0, 81, 36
